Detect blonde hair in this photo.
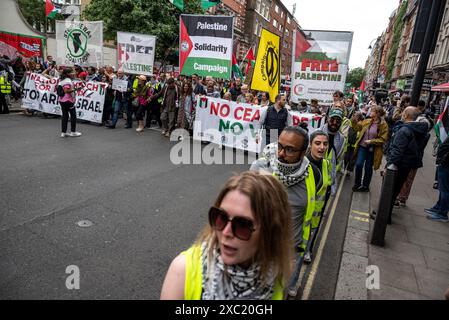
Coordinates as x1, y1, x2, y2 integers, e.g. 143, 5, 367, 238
195, 171, 294, 284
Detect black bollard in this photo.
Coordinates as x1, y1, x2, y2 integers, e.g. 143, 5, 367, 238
370, 165, 397, 247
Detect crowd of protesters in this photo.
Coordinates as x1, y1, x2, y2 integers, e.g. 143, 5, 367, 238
2, 55, 448, 299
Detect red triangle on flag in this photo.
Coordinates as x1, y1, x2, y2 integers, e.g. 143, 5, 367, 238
45, 0, 55, 17
179, 17, 193, 73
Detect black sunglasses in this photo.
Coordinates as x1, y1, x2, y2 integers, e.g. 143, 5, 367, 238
208, 207, 255, 241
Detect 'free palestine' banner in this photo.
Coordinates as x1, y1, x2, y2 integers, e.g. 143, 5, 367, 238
117, 31, 156, 76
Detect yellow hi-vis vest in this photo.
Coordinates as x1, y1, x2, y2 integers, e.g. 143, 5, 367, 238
299, 165, 316, 252
182, 245, 284, 300
311, 159, 331, 229
0, 73, 11, 94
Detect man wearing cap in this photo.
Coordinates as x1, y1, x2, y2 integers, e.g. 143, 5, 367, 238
323, 108, 347, 195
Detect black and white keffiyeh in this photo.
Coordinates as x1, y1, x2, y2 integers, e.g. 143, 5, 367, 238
200, 241, 276, 300
262, 142, 310, 187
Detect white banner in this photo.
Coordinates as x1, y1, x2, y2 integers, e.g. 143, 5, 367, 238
291, 30, 353, 105
56, 20, 103, 67
112, 77, 128, 92
117, 31, 156, 76
192, 97, 325, 153
21, 73, 107, 123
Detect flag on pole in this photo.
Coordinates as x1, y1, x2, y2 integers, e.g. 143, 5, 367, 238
45, 0, 60, 19
435, 101, 449, 144
251, 29, 280, 103
232, 54, 243, 79
201, 0, 221, 10
169, 0, 184, 11
243, 47, 255, 75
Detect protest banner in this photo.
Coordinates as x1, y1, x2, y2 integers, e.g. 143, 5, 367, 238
21, 73, 107, 123
117, 32, 156, 76
192, 97, 325, 153
56, 21, 103, 67
0, 31, 44, 60
112, 77, 128, 92
291, 30, 353, 105
251, 29, 281, 103
179, 15, 233, 79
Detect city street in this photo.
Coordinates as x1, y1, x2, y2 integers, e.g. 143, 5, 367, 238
0, 113, 251, 299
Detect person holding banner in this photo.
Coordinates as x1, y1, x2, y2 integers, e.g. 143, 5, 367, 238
134, 75, 152, 132
59, 68, 81, 137
107, 69, 132, 129
160, 171, 293, 300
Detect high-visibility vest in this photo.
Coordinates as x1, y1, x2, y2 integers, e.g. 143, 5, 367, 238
311, 159, 331, 229
299, 165, 316, 252
182, 245, 284, 300
0, 73, 11, 94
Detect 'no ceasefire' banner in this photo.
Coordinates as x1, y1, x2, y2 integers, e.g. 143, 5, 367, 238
21, 72, 107, 123
179, 15, 233, 79
193, 97, 324, 153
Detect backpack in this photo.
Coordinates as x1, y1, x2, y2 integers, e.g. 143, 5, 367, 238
56, 85, 65, 98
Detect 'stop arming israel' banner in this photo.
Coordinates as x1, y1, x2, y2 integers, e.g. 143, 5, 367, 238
291, 30, 353, 105
56, 20, 103, 67
117, 32, 156, 76
179, 14, 233, 79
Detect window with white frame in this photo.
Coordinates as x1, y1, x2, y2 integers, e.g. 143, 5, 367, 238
273, 20, 278, 28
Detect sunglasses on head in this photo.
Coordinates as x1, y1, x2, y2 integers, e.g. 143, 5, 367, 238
208, 207, 255, 241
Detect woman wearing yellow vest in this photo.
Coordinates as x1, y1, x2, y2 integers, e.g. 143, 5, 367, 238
160, 171, 294, 300
304, 130, 332, 263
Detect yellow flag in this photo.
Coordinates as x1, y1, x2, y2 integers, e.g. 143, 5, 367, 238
251, 29, 281, 103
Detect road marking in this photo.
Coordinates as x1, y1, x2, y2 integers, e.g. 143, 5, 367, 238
301, 173, 346, 300
351, 210, 370, 217
350, 215, 370, 223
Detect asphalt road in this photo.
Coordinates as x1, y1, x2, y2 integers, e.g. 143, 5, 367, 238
0, 114, 250, 299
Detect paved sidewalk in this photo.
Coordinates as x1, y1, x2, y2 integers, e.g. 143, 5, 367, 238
368, 140, 449, 300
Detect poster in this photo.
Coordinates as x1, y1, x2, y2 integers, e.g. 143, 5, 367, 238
117, 31, 156, 76
112, 77, 128, 92
21, 73, 107, 123
179, 15, 233, 79
56, 20, 103, 67
291, 30, 353, 105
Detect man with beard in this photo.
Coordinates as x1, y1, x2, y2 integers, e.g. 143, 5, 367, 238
323, 108, 347, 195
250, 126, 322, 254
151, 77, 180, 137
259, 94, 292, 146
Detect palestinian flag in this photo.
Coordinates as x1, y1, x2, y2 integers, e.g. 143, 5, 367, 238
169, 0, 184, 11
45, 0, 60, 19
201, 0, 221, 10
232, 54, 243, 79
243, 47, 255, 75
435, 104, 448, 144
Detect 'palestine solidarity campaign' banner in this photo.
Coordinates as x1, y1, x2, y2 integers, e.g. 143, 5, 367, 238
291, 30, 353, 105
117, 32, 156, 76
179, 15, 233, 79
193, 97, 324, 153
56, 21, 103, 67
0, 31, 44, 60
21, 73, 107, 123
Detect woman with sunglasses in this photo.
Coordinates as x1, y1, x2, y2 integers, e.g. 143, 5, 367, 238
160, 171, 294, 300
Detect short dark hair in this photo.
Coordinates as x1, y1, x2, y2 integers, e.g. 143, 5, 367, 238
61, 68, 73, 79
282, 126, 309, 151
311, 98, 318, 104
418, 100, 426, 108
309, 130, 329, 145
300, 100, 307, 107
167, 77, 175, 84
333, 90, 344, 98
275, 94, 285, 102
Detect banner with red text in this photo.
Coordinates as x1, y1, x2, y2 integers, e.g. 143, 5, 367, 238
193, 96, 325, 153
0, 31, 44, 60
21, 72, 107, 123
291, 30, 353, 105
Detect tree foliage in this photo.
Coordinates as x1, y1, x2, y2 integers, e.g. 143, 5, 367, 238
18, 0, 64, 33
83, 0, 202, 62
386, 0, 408, 81
346, 67, 365, 88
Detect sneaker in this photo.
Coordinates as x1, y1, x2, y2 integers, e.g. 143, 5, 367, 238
424, 208, 439, 215
106, 125, 115, 129
69, 132, 82, 137
352, 185, 361, 192
164, 132, 170, 138
136, 127, 144, 132
303, 252, 312, 264
359, 186, 370, 192
161, 130, 166, 135
426, 213, 448, 222
61, 132, 69, 138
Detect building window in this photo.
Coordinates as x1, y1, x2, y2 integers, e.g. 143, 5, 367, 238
256, 0, 261, 12
281, 11, 284, 18
286, 29, 289, 37
275, 5, 279, 13
273, 20, 278, 28
287, 16, 291, 24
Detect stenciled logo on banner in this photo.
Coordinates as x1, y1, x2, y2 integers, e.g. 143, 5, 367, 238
64, 24, 91, 63
261, 40, 279, 88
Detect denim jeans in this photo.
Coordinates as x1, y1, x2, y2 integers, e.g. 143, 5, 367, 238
430, 166, 449, 216
354, 146, 374, 188
111, 99, 132, 127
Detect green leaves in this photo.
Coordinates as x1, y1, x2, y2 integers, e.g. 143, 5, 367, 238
83, 0, 202, 61
386, 0, 408, 81
346, 67, 366, 88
